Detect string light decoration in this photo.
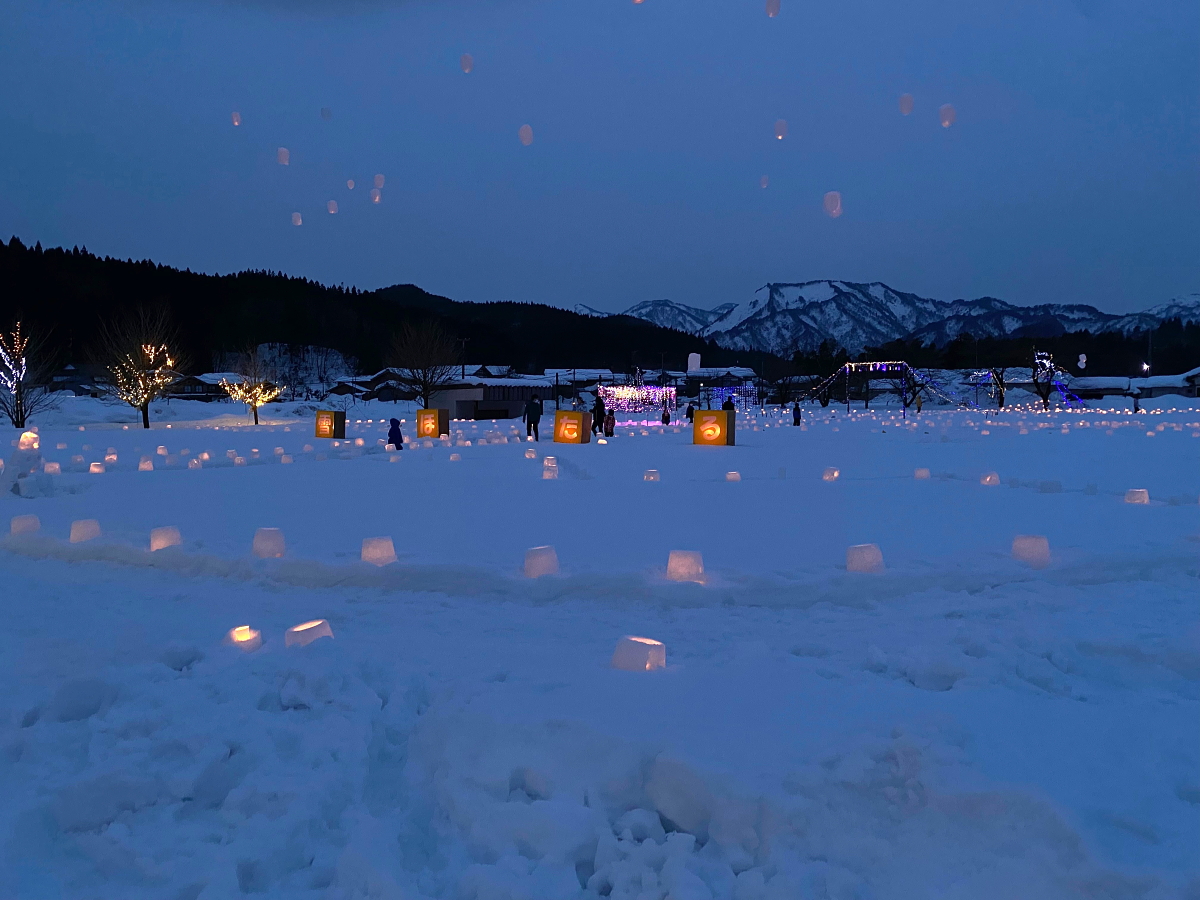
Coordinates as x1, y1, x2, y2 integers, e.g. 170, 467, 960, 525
220, 376, 284, 425
598, 379, 676, 415
110, 343, 176, 429
0, 322, 56, 429
711, 385, 759, 410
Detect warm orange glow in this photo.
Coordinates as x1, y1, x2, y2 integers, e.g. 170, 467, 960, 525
362, 536, 397, 566
846, 543, 884, 573
524, 545, 559, 578
980, 471, 1000, 486
823, 466, 839, 482
666, 550, 705, 583
231, 111, 241, 126
18, 431, 38, 450
70, 519, 101, 544
227, 625, 262, 651
89, 462, 105, 474
10, 514, 40, 535
702, 422, 721, 440
150, 526, 182, 552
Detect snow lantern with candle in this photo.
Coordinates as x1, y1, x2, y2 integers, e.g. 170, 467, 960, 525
822, 467, 840, 482
846, 543, 884, 573
524, 545, 560, 578
361, 536, 397, 566
1011, 535, 1050, 568
226, 625, 262, 652
10, 514, 40, 535
611, 636, 666, 672
1124, 489, 1150, 505
644, 469, 660, 481
150, 526, 182, 551
666, 550, 705, 583
285, 619, 333, 648
252, 527, 286, 558
914, 468, 930, 480
139, 457, 154, 472
70, 519, 101, 543
980, 472, 1000, 486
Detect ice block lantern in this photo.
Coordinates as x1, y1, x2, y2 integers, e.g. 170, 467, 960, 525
43, 462, 61, 475
846, 543, 884, 573
285, 619, 333, 648
542, 457, 558, 480
17, 431, 38, 450
666, 550, 705, 584
914, 468, 930, 480
361, 536, 397, 566
1011, 535, 1050, 569
524, 448, 537, 459
10, 514, 40, 535
226, 625, 262, 652
524, 545, 560, 578
139, 457, 154, 472
822, 467, 840, 482
980, 471, 1000, 486
70, 519, 101, 543
725, 471, 741, 482
611, 636, 666, 672
644, 469, 660, 482
1124, 489, 1150, 505
89, 462, 105, 474
150, 526, 182, 551
252, 528, 286, 558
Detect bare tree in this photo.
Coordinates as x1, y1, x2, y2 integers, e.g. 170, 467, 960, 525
1031, 351, 1061, 411
221, 346, 284, 425
987, 367, 1010, 408
96, 309, 180, 429
0, 322, 59, 428
388, 320, 461, 408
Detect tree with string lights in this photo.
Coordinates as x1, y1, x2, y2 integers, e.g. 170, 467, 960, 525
98, 309, 180, 429
0, 322, 58, 429
220, 347, 284, 425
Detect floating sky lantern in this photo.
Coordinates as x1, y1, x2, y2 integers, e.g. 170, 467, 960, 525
362, 536, 397, 566
518, 124, 534, 146
760, 175, 769, 189
899, 93, 914, 116
1124, 489, 1150, 505
666, 550, 705, 584
524, 545, 559, 578
611, 636, 666, 672
460, 53, 474, 73
939, 104, 956, 128
644, 469, 660, 481
822, 466, 840, 482
292, 212, 302, 226
369, 189, 381, 204
277, 147, 290, 165
765, 0, 781, 17
980, 471, 1000, 486
285, 619, 333, 648
1011, 535, 1050, 568
150, 526, 182, 551
327, 200, 338, 214
914, 467, 930, 480
253, 527, 286, 558
846, 543, 884, 573
10, 514, 40, 535
70, 519, 101, 544
774, 119, 787, 140
231, 111, 241, 126
226, 625, 261, 652
823, 191, 843, 218
347, 179, 355, 190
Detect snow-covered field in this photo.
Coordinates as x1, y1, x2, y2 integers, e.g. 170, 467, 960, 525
1, 397, 1197, 900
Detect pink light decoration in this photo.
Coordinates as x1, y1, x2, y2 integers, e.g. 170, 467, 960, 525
939, 104, 956, 128
374, 174, 385, 189
774, 119, 787, 140
518, 124, 534, 146
765, 0, 781, 17
231, 111, 241, 126
899, 93, 914, 116
823, 191, 843, 218
460, 53, 474, 73
277, 147, 290, 165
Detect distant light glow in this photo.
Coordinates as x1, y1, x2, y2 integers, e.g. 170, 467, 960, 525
774, 119, 787, 140
519, 124, 534, 146
327, 200, 338, 214
823, 191, 843, 218
939, 104, 956, 128
277, 147, 290, 165
899, 93, 914, 116
765, 0, 781, 16
460, 53, 474, 73
231, 111, 241, 126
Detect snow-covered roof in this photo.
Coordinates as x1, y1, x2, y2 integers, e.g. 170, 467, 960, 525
190, 372, 243, 385
543, 369, 615, 380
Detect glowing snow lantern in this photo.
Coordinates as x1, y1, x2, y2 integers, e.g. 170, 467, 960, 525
518, 124, 534, 146
370, 188, 381, 203
43, 462, 61, 475
460, 53, 474, 73
846, 543, 884, 573
234, 456, 246, 466
774, 119, 787, 140
70, 519, 101, 543
89, 462, 105, 474
139, 457, 154, 472
279, 455, 292, 464
226, 625, 261, 652
292, 212, 303, 226
524, 448, 537, 459
150, 526, 182, 551
822, 467, 840, 482
666, 550, 705, 584
327, 200, 338, 214
1011, 535, 1050, 569
10, 514, 40, 535
449, 452, 461, 461
347, 179, 355, 190
823, 191, 843, 218
188, 458, 203, 469
524, 545, 560, 578
765, 0, 781, 17
231, 111, 241, 126
939, 104, 956, 128
277, 147, 290, 165
18, 431, 38, 450
644, 469, 660, 481
899, 93, 914, 116
914, 467, 930, 479
980, 471, 1000, 486
361, 536, 397, 566
1124, 489, 1150, 505
611, 636, 666, 671
252, 527, 286, 558
285, 619, 333, 648
542, 458, 559, 480
725, 471, 741, 482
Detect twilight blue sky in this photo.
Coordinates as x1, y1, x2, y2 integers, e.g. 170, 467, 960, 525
0, 0, 1196, 314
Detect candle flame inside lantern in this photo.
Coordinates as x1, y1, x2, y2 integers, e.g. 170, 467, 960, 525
227, 625, 262, 651
611, 635, 666, 671
18, 431, 38, 450
774, 119, 787, 140
231, 111, 241, 126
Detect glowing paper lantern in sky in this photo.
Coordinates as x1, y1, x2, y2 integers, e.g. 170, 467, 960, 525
823, 191, 843, 218
277, 147, 290, 165
519, 124, 534, 146
327, 200, 338, 214
760, 175, 769, 189
374, 174, 385, 189
899, 93, 914, 116
774, 119, 787, 140
369, 189, 381, 203
460, 53, 474, 73
939, 104, 956, 128
292, 212, 302, 226
765, 0, 781, 17
611, 636, 666, 671
347, 179, 355, 190
231, 111, 241, 126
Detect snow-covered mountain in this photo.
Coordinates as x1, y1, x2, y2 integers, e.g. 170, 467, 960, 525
605, 283, 1200, 355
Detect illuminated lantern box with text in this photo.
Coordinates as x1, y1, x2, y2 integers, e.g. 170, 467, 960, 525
315, 410, 346, 440
553, 410, 592, 444
693, 410, 735, 446
416, 409, 450, 439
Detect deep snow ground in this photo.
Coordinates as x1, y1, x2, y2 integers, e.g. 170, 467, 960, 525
0, 397, 1197, 899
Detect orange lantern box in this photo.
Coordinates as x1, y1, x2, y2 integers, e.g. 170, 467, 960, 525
416, 409, 450, 438
693, 409, 735, 446
315, 410, 346, 439
553, 410, 592, 444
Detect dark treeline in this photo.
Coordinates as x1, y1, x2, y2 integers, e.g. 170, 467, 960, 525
794, 323, 1200, 378
0, 237, 772, 375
